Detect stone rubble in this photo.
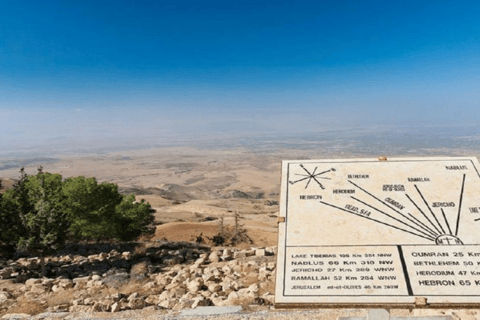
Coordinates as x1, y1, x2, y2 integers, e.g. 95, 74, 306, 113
0, 243, 276, 317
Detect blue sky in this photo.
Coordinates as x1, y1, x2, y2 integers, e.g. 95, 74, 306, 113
1, 0, 480, 153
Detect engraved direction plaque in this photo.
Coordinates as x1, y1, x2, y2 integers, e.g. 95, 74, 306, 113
275, 157, 480, 306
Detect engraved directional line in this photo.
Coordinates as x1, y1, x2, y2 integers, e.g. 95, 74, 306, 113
404, 212, 438, 237
305, 167, 316, 189
441, 208, 453, 235
319, 201, 435, 241
351, 196, 436, 240
414, 185, 446, 234
289, 165, 334, 189
405, 194, 441, 235
348, 180, 438, 237
455, 174, 466, 236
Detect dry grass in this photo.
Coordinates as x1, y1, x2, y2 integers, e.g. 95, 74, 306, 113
116, 278, 160, 296
1, 296, 46, 316
133, 242, 149, 255
130, 261, 149, 275
82, 277, 160, 302
45, 288, 76, 308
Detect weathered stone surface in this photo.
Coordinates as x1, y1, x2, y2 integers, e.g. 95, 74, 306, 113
179, 305, 243, 316
255, 249, 266, 257
30, 284, 47, 294
276, 157, 480, 306
208, 283, 222, 293
0, 291, 13, 303
69, 305, 92, 312
110, 302, 120, 313
128, 297, 146, 310
158, 298, 177, 309
187, 279, 203, 293
173, 298, 194, 310
368, 309, 390, 320
233, 251, 247, 259
208, 252, 220, 263
25, 278, 42, 287
1, 313, 31, 319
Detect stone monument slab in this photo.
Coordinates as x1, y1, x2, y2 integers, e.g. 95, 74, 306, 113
275, 157, 480, 306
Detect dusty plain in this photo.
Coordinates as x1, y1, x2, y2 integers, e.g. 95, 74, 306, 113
1, 146, 480, 319
1, 146, 292, 248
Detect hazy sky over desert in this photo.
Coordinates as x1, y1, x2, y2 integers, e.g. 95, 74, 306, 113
1, 0, 480, 155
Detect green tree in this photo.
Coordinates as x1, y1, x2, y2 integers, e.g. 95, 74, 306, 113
113, 194, 155, 241
0, 168, 29, 255
62, 176, 121, 240
62, 176, 154, 241
16, 168, 69, 275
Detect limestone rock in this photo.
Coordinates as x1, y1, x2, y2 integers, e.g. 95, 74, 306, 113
128, 297, 145, 310
210, 296, 224, 306
69, 305, 92, 312
91, 274, 101, 281
227, 291, 239, 301
155, 274, 170, 287
255, 249, 266, 257
221, 249, 233, 261
233, 251, 246, 259
208, 283, 222, 293
248, 283, 259, 293
171, 287, 187, 298
30, 284, 47, 294
145, 294, 159, 305
25, 278, 42, 287
158, 298, 177, 309
110, 302, 120, 313
127, 292, 139, 301
51, 284, 62, 293
192, 296, 210, 308
158, 290, 175, 302
143, 281, 156, 290
173, 298, 194, 310
0, 291, 13, 303
187, 279, 203, 293
208, 252, 220, 263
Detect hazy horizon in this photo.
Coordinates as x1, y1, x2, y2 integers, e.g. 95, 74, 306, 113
2, 0, 480, 159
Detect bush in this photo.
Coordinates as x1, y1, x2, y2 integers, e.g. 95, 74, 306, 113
1, 168, 155, 262
113, 194, 155, 241
62, 176, 123, 240
62, 176, 154, 241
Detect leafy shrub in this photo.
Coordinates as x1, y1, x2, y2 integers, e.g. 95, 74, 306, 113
62, 175, 154, 241
1, 168, 155, 262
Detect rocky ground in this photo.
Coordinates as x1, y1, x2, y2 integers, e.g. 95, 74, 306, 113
0, 240, 276, 318
3, 149, 480, 319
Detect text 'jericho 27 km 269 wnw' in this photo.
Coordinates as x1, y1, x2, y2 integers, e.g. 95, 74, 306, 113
275, 157, 480, 307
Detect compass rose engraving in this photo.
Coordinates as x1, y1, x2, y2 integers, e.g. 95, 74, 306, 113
289, 164, 336, 189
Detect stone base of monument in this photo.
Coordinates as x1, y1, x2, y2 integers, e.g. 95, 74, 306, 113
338, 309, 453, 320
